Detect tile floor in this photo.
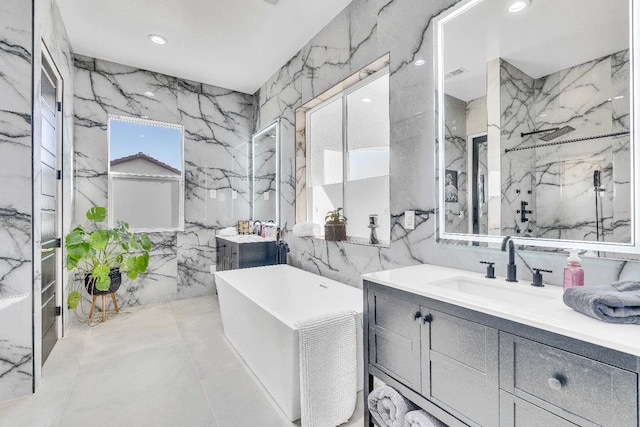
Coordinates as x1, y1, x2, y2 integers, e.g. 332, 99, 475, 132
0, 295, 364, 427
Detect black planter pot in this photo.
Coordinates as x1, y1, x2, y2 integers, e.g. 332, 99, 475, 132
84, 268, 122, 295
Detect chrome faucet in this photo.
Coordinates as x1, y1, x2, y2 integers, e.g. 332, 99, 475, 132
501, 236, 518, 282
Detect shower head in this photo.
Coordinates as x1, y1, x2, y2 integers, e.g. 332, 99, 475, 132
539, 125, 575, 141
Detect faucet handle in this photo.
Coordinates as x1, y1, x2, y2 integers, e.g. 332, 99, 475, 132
532, 268, 552, 287
480, 261, 496, 279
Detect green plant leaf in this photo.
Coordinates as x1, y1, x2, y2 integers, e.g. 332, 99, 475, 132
66, 242, 90, 259
135, 252, 149, 272
65, 229, 86, 247
126, 269, 139, 280
67, 291, 81, 309
89, 229, 110, 250
86, 206, 107, 223
94, 274, 111, 291
139, 234, 152, 251
92, 263, 110, 279
65, 255, 80, 270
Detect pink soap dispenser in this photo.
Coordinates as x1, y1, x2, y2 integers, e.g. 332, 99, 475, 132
563, 250, 584, 291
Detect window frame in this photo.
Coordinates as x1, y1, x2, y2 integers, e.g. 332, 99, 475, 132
107, 115, 185, 232
305, 67, 390, 241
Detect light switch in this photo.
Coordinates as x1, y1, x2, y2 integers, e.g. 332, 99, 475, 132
264, 192, 270, 201
209, 189, 217, 199
404, 210, 415, 230
232, 190, 238, 200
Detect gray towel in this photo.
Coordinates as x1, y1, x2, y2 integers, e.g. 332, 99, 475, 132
368, 385, 417, 427
404, 410, 448, 427
563, 281, 640, 324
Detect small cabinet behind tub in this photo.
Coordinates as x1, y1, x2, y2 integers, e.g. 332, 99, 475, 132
363, 280, 640, 427
215, 236, 277, 272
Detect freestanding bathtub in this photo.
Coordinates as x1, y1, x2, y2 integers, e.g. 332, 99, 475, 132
215, 264, 363, 421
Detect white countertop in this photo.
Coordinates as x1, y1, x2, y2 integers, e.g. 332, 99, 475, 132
363, 264, 640, 357
216, 234, 276, 243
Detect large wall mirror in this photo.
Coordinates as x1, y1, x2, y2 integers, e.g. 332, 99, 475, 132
251, 120, 279, 224
436, 0, 640, 253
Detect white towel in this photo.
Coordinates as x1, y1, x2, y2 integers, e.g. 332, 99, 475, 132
404, 410, 447, 427
293, 222, 320, 237
297, 311, 357, 427
218, 226, 238, 236
368, 385, 417, 427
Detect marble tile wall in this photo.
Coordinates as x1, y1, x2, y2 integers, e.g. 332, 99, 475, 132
73, 56, 255, 304
254, 0, 640, 289
0, 0, 75, 402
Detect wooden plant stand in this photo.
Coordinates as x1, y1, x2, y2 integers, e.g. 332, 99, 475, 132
88, 292, 120, 322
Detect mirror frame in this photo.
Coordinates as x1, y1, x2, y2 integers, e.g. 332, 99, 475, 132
251, 119, 280, 225
435, 0, 640, 253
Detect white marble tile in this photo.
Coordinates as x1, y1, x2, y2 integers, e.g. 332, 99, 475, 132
0, 295, 32, 401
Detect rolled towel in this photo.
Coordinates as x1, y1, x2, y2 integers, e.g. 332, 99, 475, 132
368, 385, 417, 427
563, 281, 640, 324
293, 222, 320, 237
404, 410, 447, 427
218, 227, 238, 236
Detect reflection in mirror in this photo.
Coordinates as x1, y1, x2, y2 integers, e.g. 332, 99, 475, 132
436, 0, 638, 253
251, 120, 279, 224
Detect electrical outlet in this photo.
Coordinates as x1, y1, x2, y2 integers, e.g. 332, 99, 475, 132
404, 210, 415, 230
209, 265, 216, 274
209, 189, 217, 199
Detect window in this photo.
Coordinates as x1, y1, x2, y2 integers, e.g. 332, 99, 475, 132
306, 69, 390, 243
108, 116, 184, 231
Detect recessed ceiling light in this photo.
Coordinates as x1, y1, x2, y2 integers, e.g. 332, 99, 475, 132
148, 34, 167, 45
362, 98, 372, 103
144, 91, 155, 97
414, 59, 426, 66
508, 0, 530, 12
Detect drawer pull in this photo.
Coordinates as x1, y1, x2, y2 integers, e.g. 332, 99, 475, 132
422, 314, 433, 324
547, 374, 566, 391
413, 311, 422, 321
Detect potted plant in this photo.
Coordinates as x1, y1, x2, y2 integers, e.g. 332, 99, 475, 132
324, 207, 347, 241
64, 206, 152, 311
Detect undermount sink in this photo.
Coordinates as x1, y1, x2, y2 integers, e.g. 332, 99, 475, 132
429, 276, 560, 306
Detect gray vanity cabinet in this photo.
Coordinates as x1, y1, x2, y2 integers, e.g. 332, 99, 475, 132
366, 283, 499, 427
215, 237, 277, 272
363, 280, 640, 427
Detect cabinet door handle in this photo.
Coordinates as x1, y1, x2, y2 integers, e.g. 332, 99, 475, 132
413, 311, 422, 321
422, 314, 433, 324
547, 374, 565, 391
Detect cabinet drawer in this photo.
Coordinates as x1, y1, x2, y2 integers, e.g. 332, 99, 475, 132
499, 391, 585, 427
500, 333, 638, 427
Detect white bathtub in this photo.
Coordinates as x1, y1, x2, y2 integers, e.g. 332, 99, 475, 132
215, 264, 363, 421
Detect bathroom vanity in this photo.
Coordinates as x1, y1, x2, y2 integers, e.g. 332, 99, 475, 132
363, 265, 640, 427
215, 235, 277, 272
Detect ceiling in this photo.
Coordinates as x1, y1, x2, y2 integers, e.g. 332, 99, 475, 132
442, 0, 629, 102
57, 0, 354, 94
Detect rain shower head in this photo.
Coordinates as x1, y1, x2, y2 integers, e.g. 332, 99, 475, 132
539, 125, 576, 141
